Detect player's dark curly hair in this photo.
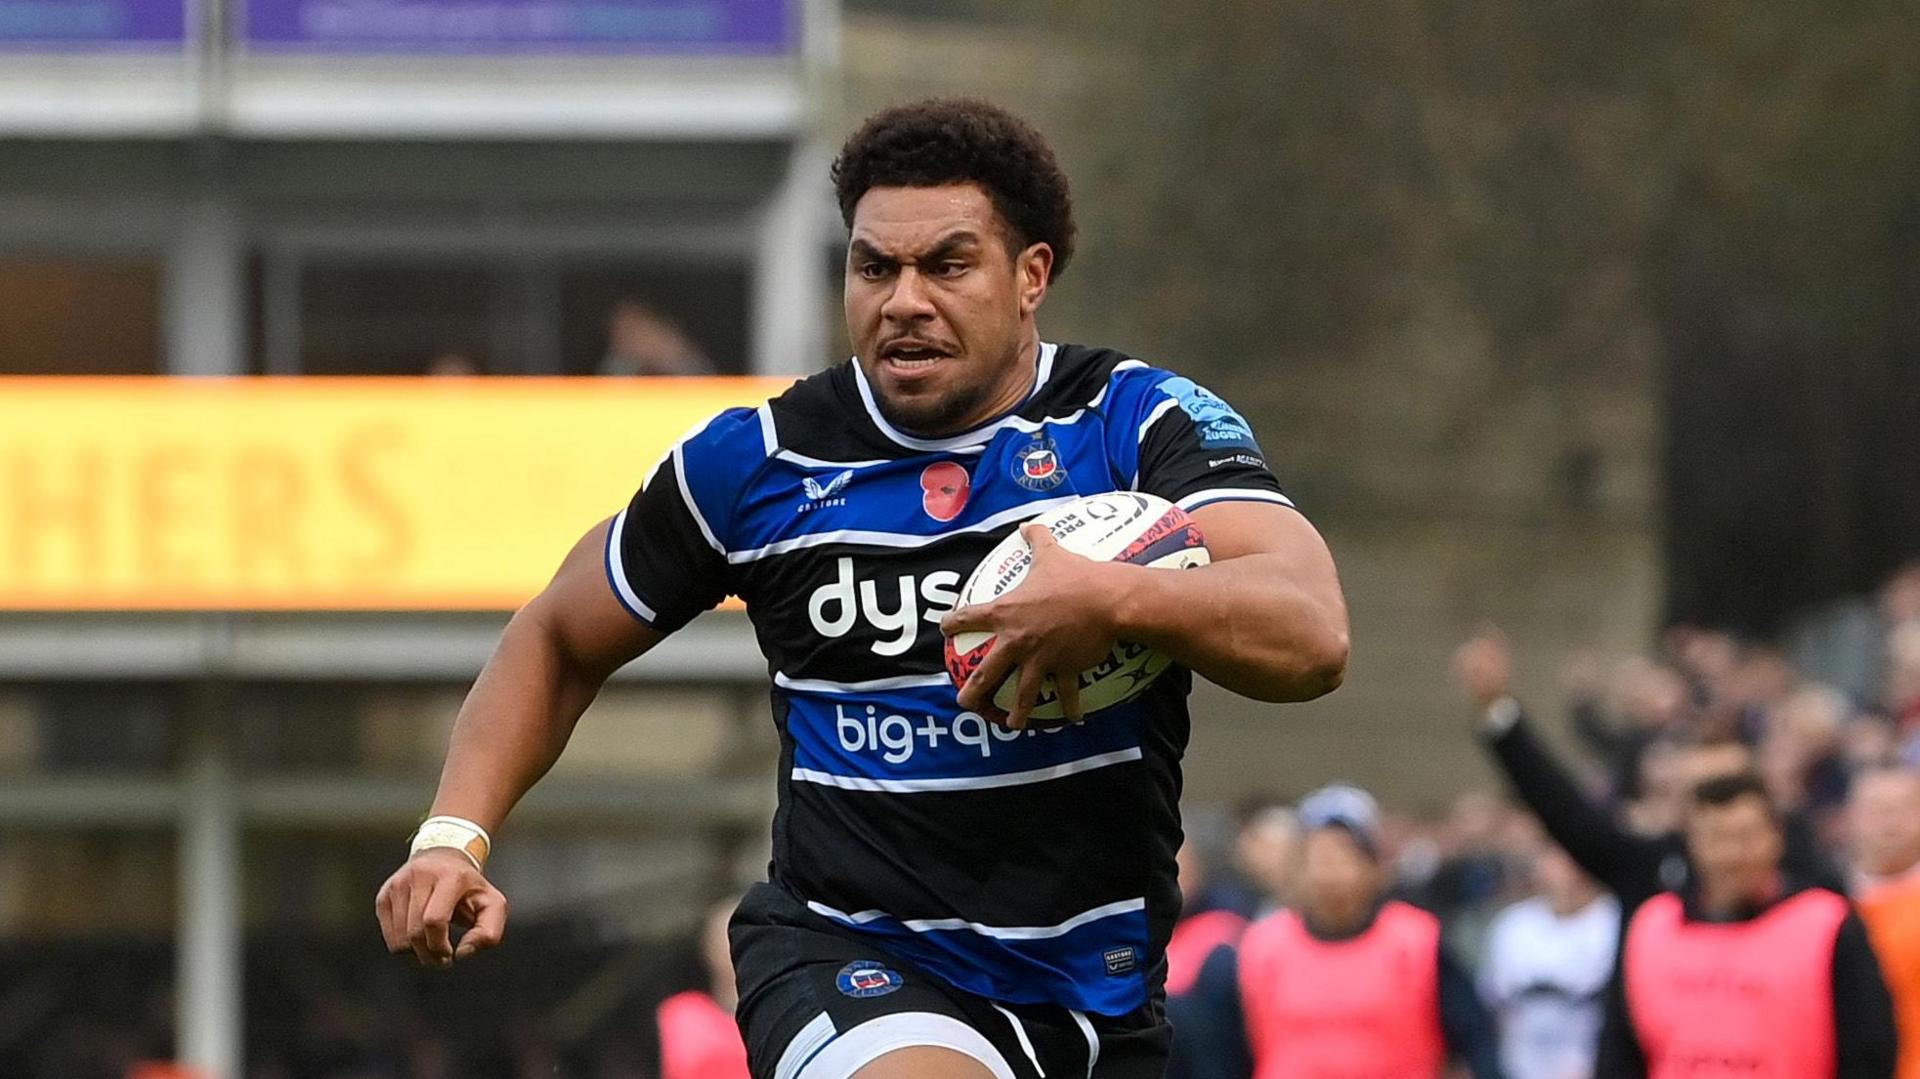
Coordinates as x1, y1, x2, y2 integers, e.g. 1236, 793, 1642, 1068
832, 98, 1077, 282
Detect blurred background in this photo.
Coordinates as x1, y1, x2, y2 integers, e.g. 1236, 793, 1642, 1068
2, 0, 1918, 1075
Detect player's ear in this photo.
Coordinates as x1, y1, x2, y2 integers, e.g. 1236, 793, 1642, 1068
1016, 242, 1052, 315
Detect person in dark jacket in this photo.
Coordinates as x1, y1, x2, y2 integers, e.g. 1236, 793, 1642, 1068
1598, 772, 1896, 1078
1451, 631, 1863, 1077
1165, 838, 1254, 1079
1453, 632, 1839, 908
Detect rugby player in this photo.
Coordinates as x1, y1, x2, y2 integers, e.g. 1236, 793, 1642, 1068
375, 98, 1350, 1079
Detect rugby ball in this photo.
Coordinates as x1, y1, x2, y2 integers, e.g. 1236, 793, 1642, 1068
943, 492, 1210, 725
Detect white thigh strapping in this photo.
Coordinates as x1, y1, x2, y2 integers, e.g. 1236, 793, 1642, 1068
793, 1011, 1019, 1079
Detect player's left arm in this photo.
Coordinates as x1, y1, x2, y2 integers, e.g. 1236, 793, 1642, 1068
943, 502, 1346, 724
1111, 499, 1347, 704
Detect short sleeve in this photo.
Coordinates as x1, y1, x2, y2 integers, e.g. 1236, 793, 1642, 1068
1134, 374, 1296, 514
604, 408, 762, 633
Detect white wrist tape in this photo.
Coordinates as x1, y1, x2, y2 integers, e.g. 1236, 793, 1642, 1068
410, 815, 492, 871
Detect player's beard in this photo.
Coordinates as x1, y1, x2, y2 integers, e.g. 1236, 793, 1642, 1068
868, 371, 999, 438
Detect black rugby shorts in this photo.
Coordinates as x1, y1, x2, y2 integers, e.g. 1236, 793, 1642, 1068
729, 882, 1172, 1079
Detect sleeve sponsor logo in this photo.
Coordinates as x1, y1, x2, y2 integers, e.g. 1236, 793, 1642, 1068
1207, 453, 1267, 470
1158, 376, 1260, 450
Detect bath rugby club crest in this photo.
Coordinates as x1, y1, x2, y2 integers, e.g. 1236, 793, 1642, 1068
1013, 435, 1066, 491
835, 961, 905, 998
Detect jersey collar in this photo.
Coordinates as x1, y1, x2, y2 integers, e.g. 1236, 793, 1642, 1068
850, 341, 1058, 453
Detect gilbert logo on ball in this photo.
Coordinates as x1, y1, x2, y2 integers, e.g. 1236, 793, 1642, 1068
944, 492, 1209, 725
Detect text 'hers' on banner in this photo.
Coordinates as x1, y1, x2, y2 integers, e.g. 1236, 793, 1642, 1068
0, 378, 785, 611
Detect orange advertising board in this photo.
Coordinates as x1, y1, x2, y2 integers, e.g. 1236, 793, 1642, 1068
0, 378, 787, 610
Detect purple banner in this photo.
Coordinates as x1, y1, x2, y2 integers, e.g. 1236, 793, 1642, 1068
243, 0, 792, 54
0, 0, 186, 49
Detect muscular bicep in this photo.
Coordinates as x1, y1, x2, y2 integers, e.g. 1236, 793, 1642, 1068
522, 517, 667, 679
1191, 501, 1345, 609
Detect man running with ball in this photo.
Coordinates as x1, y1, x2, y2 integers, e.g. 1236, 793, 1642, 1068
376, 99, 1349, 1079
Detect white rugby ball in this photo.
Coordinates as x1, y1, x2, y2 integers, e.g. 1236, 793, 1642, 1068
943, 491, 1210, 724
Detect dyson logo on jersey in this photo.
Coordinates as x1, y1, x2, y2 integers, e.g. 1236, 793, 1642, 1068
835, 704, 1068, 762
807, 557, 961, 656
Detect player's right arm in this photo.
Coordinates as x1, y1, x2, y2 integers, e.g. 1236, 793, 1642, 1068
426, 517, 664, 838
376, 407, 755, 970
375, 518, 664, 969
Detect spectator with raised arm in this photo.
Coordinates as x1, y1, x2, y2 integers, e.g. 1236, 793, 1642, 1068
1450, 630, 1839, 910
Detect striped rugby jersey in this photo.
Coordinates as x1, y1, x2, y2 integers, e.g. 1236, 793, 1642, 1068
606, 342, 1295, 1015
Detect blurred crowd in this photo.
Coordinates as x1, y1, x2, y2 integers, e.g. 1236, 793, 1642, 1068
1167, 557, 1920, 1078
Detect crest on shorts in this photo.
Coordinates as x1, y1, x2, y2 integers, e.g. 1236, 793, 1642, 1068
836, 961, 905, 998
1012, 435, 1067, 491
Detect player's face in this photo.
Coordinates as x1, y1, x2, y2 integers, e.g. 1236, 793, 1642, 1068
845, 183, 1053, 436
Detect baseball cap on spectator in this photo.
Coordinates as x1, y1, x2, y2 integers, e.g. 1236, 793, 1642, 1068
1298, 784, 1382, 860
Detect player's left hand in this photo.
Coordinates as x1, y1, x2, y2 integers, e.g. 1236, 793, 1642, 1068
940, 523, 1128, 729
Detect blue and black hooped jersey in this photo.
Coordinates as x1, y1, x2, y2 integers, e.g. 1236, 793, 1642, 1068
605, 342, 1296, 1016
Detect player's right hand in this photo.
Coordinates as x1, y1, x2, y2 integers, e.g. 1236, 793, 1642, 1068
940, 523, 1122, 730
375, 847, 508, 968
